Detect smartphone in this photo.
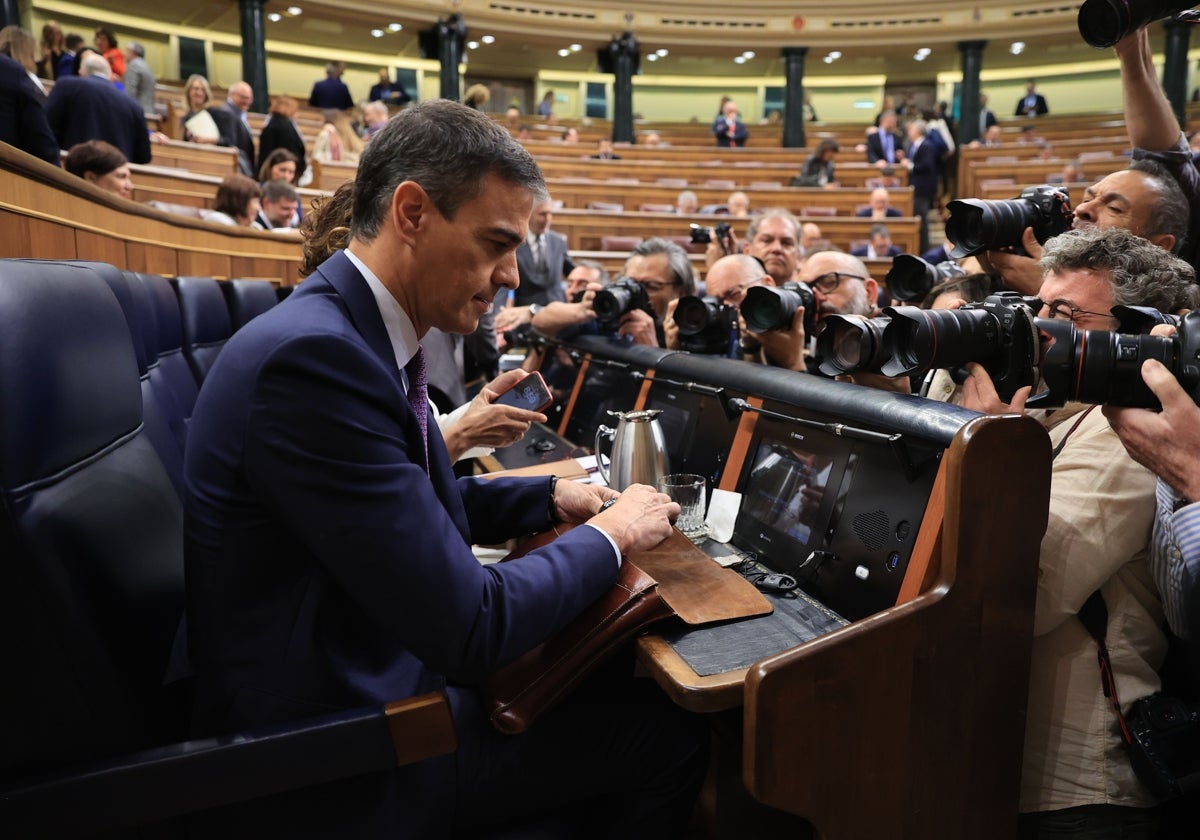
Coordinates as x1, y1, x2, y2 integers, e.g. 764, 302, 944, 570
494, 371, 553, 413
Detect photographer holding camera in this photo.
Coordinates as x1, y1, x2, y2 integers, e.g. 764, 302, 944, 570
703, 209, 802, 287
952, 226, 1200, 837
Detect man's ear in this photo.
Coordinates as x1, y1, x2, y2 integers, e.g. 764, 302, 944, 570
1148, 232, 1177, 254
391, 181, 430, 245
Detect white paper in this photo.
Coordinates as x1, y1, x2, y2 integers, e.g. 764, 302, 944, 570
706, 488, 741, 544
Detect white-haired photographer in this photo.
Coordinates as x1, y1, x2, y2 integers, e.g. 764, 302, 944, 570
1104, 324, 1200, 644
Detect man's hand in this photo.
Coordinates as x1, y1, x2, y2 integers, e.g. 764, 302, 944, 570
1104, 357, 1200, 502
705, 228, 740, 270
619, 308, 659, 347
983, 227, 1045, 296
495, 305, 533, 334
551, 479, 619, 525
957, 362, 1031, 415
748, 305, 807, 371
530, 297, 596, 337
589, 483, 680, 555
441, 370, 546, 460
662, 298, 681, 350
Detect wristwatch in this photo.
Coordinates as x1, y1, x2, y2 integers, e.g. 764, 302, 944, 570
529, 303, 543, 318
598, 497, 619, 513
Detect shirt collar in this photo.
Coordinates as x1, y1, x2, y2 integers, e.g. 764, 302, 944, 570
344, 248, 419, 372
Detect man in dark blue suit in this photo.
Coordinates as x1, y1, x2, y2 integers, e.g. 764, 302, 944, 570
903, 119, 941, 254
309, 61, 355, 110
710, 99, 748, 147
184, 99, 706, 838
0, 54, 58, 165
44, 52, 149, 164
850, 224, 903, 259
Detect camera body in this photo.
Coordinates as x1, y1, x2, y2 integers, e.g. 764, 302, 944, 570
946, 184, 1073, 259
1077, 0, 1200, 49
674, 295, 739, 356
886, 254, 967, 303
593, 276, 655, 332
740, 281, 818, 337
689, 222, 731, 245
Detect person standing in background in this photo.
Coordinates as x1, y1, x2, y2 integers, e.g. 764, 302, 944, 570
308, 61, 353, 110
93, 27, 123, 81
121, 41, 156, 115
711, 99, 748, 147
1016, 79, 1049, 117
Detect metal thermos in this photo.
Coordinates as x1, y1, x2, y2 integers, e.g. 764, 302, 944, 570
594, 409, 669, 491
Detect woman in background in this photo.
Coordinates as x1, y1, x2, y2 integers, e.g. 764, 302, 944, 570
0, 25, 45, 96
794, 138, 840, 188
257, 94, 308, 185
181, 74, 220, 144
202, 174, 261, 227
64, 140, 133, 200
257, 148, 302, 227
93, 27, 123, 80
35, 20, 63, 80
311, 109, 363, 166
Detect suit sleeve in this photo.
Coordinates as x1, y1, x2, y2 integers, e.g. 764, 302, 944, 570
130, 103, 151, 164
242, 332, 618, 680
19, 78, 59, 165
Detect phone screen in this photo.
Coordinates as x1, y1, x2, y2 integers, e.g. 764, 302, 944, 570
495, 372, 553, 412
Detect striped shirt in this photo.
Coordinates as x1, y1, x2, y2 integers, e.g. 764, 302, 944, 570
1151, 478, 1200, 640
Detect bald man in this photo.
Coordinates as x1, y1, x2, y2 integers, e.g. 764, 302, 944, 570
45, 51, 151, 164
213, 80, 257, 176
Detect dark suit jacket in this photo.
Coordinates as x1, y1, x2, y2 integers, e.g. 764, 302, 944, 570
514, 231, 573, 306
309, 77, 354, 110
855, 207, 903, 218
906, 137, 941, 199
710, 116, 748, 147
1015, 93, 1048, 117
850, 244, 902, 258
44, 74, 150, 164
866, 130, 904, 165
256, 113, 307, 181
922, 243, 954, 264
0, 55, 58, 165
369, 81, 411, 105
210, 101, 256, 176
184, 249, 616, 835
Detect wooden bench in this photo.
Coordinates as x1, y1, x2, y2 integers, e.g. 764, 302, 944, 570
150, 139, 240, 177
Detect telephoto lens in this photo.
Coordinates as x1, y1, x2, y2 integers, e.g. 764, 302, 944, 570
592, 276, 650, 331
674, 295, 739, 355
741, 281, 817, 335
1030, 311, 1200, 409
945, 185, 1072, 259
886, 254, 966, 303
816, 315, 891, 376
1077, 0, 1198, 49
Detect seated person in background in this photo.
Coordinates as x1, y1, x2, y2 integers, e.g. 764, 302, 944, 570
967, 123, 1004, 149
676, 189, 699, 215
642, 131, 662, 146
184, 102, 706, 838
794, 138, 839, 187
253, 179, 299, 232
560, 126, 579, 145
312, 108, 364, 165
180, 73, 220, 144
727, 191, 751, 217
257, 147, 299, 186
949, 227, 1198, 836
985, 159, 1188, 296
591, 137, 620, 160
1053, 159, 1084, 184
63, 139, 131, 199
857, 187, 903, 219
504, 106, 521, 129
800, 221, 823, 258
516, 124, 532, 142
922, 238, 956, 265
298, 178, 544, 462
361, 100, 389, 139
851, 224, 902, 258
201, 173, 261, 227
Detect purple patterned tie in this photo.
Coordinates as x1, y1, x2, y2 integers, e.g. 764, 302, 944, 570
405, 346, 429, 471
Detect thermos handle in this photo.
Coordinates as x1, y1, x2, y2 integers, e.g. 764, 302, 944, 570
594, 424, 615, 485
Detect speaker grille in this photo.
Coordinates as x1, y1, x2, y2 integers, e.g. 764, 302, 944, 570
853, 510, 889, 551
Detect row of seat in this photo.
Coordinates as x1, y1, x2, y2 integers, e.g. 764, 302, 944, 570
0, 260, 454, 837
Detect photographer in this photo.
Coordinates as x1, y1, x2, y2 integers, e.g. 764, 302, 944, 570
953, 227, 1200, 837
704, 209, 802, 288
498, 260, 608, 340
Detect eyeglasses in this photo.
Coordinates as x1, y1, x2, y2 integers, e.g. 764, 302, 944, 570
714, 278, 764, 304
635, 279, 682, 293
809, 272, 867, 294
1039, 298, 1112, 322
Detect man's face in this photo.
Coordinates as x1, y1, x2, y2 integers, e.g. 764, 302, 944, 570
871, 232, 891, 252
625, 253, 681, 319
598, 139, 613, 156
985, 125, 1002, 143
1073, 169, 1160, 240
262, 196, 297, 227
723, 102, 738, 120
1036, 268, 1117, 329
704, 259, 765, 305
410, 175, 531, 335
880, 113, 896, 133
229, 85, 252, 112
565, 265, 601, 300
870, 189, 889, 212
528, 202, 553, 236
803, 254, 877, 317
745, 216, 799, 284
800, 223, 821, 252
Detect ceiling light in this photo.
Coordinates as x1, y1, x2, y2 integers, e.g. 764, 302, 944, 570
823, 56, 835, 64
388, 23, 403, 32
916, 47, 931, 56
734, 56, 746, 64
828, 50, 842, 60
370, 29, 384, 38
267, 12, 282, 22
557, 48, 571, 57
467, 40, 479, 49
287, 6, 302, 15
913, 53, 927, 61
656, 48, 668, 57
742, 51, 755, 59
1011, 41, 1025, 55
569, 43, 582, 52
481, 34, 495, 44
647, 53, 658, 61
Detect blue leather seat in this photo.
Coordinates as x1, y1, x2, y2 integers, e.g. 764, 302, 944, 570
171, 276, 233, 385
136, 271, 200, 450
220, 278, 279, 332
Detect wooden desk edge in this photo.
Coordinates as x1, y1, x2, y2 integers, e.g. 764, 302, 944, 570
635, 633, 745, 713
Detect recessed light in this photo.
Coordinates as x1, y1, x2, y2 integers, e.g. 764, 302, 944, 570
287, 6, 302, 15
569, 43, 582, 52
828, 51, 842, 60
557, 48, 570, 57
370, 29, 384, 37
656, 48, 668, 57
388, 23, 403, 32
467, 40, 479, 49
647, 53, 658, 61
267, 12, 282, 22
914, 53, 926, 61
1010, 41, 1026, 55
734, 56, 746, 64
742, 51, 755, 59
481, 34, 495, 44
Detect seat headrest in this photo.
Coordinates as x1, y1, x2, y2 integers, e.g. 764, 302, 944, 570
137, 273, 184, 353
0, 260, 141, 490
173, 276, 232, 346
221, 278, 278, 331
